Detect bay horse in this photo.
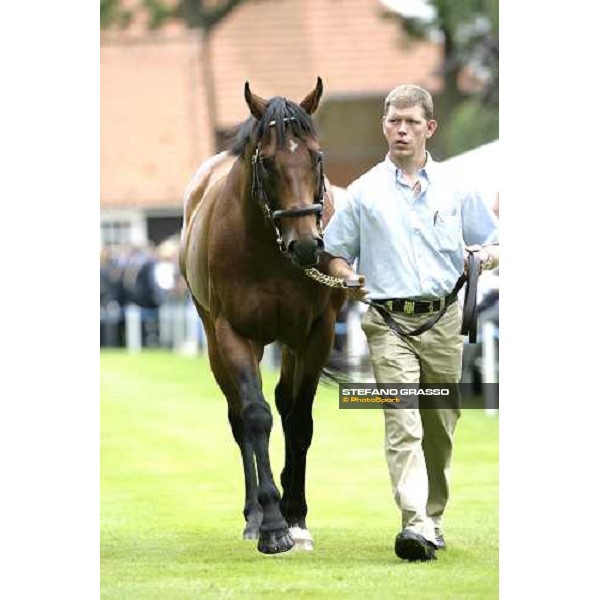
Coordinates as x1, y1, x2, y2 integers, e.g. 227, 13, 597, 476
179, 79, 346, 554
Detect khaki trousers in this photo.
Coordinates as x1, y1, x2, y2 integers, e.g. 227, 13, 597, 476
361, 302, 463, 543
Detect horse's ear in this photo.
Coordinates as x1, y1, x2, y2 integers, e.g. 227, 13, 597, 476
299, 77, 324, 115
244, 81, 267, 120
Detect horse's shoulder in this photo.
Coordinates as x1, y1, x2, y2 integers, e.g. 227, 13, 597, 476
183, 152, 237, 228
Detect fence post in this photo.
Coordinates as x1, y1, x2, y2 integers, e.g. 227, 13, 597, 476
263, 343, 280, 370
481, 320, 498, 415
346, 303, 365, 368
125, 304, 142, 353
185, 299, 201, 354
170, 300, 185, 351
158, 302, 172, 348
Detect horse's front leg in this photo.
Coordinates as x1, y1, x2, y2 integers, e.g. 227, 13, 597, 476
196, 304, 262, 540
276, 311, 338, 551
215, 317, 293, 554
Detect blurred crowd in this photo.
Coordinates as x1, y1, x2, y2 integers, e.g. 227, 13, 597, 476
100, 236, 188, 347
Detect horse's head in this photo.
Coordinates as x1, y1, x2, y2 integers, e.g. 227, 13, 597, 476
245, 78, 326, 269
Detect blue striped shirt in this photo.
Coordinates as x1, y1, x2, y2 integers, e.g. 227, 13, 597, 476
323, 153, 499, 299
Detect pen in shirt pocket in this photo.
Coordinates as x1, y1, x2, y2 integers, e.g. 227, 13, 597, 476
433, 210, 439, 225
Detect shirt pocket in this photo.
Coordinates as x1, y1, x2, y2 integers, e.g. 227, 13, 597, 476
433, 212, 462, 252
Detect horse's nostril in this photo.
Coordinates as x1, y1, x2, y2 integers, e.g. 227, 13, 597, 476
289, 237, 321, 267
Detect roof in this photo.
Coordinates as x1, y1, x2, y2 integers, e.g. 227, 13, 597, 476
101, 0, 443, 208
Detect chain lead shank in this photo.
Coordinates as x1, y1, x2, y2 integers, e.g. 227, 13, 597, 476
304, 267, 347, 288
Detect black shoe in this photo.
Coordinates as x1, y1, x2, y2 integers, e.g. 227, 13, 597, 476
435, 533, 446, 550
394, 529, 437, 562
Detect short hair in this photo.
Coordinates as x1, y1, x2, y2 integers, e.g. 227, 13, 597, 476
383, 85, 434, 120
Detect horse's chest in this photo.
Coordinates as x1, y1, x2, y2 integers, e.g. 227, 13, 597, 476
224, 285, 323, 347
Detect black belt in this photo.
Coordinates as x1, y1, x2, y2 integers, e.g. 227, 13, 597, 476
361, 252, 481, 342
375, 295, 457, 315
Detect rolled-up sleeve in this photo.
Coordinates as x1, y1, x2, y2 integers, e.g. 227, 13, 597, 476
323, 183, 361, 265
461, 190, 499, 246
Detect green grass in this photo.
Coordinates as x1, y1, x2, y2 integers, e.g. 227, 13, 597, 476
101, 351, 498, 599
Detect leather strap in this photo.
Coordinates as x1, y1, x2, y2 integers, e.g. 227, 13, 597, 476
361, 251, 481, 342
461, 251, 480, 343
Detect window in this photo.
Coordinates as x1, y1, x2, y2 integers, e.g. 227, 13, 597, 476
101, 221, 132, 247
146, 215, 183, 246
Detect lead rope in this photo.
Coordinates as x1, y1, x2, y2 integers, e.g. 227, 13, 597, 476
304, 251, 480, 341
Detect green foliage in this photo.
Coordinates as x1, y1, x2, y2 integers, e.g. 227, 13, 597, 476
100, 0, 250, 32
393, 0, 498, 106
100, 0, 133, 29
142, 0, 173, 30
384, 0, 499, 157
101, 351, 498, 599
441, 99, 499, 157
177, 0, 248, 30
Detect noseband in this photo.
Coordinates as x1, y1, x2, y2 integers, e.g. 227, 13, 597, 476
250, 132, 325, 255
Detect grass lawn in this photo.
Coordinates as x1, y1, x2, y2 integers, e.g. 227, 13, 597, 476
101, 351, 498, 599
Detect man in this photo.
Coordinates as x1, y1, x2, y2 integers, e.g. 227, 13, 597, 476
322, 85, 499, 562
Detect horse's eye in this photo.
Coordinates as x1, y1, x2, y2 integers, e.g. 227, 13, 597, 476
261, 156, 275, 168
260, 156, 276, 177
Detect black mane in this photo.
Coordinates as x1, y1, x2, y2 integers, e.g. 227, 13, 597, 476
228, 97, 317, 156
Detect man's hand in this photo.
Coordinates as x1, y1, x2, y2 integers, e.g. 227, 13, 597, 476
325, 256, 370, 301
344, 275, 369, 301
464, 245, 498, 274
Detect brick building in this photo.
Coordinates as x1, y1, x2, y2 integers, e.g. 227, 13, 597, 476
100, 0, 443, 248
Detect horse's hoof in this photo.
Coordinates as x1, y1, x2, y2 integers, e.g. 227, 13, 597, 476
243, 526, 260, 540
289, 526, 314, 551
257, 528, 295, 554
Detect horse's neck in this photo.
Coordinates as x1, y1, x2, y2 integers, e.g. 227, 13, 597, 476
183, 151, 235, 230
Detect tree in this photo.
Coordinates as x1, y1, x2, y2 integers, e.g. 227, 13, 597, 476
101, 0, 134, 29
382, 0, 499, 157
100, 0, 251, 153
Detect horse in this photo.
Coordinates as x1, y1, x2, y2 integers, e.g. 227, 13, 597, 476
179, 78, 346, 554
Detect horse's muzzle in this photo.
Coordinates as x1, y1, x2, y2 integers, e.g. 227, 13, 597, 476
288, 237, 324, 268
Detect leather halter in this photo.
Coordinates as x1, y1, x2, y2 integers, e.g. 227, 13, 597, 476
250, 132, 325, 255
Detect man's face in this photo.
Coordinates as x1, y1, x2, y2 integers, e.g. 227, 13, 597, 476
382, 104, 437, 163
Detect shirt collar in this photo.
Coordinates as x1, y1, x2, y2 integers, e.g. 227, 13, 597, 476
384, 151, 437, 183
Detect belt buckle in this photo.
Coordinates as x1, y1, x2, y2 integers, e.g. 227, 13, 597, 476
404, 300, 415, 315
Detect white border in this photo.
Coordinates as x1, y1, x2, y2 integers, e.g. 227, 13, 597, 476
1, 3, 98, 598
